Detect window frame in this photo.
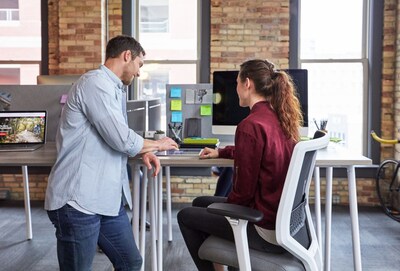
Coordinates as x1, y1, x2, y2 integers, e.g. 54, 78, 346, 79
289, 0, 382, 166
122, 0, 210, 100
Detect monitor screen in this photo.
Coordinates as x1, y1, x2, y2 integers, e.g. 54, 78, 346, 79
284, 69, 308, 130
212, 69, 308, 136
212, 71, 250, 135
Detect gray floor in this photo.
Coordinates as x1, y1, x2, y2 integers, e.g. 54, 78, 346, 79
0, 201, 399, 271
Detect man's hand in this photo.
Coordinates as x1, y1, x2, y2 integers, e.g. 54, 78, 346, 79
141, 152, 161, 176
157, 137, 179, 152
199, 147, 219, 159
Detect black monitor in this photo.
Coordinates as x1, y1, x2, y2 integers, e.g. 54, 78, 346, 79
212, 71, 250, 135
212, 69, 308, 136
284, 69, 308, 136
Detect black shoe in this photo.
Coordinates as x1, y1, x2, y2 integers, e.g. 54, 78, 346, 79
131, 218, 151, 231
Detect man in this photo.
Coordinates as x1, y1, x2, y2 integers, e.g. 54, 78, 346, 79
45, 35, 178, 271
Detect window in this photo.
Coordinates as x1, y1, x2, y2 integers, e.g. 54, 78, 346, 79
140, 4, 169, 33
0, 0, 41, 85
0, 0, 19, 22
299, 0, 368, 155
135, 0, 199, 131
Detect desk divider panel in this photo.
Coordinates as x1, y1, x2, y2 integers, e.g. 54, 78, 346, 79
165, 84, 234, 144
0, 85, 71, 142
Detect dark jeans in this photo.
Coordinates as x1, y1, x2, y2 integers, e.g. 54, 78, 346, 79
214, 167, 233, 197
177, 196, 285, 271
47, 203, 142, 271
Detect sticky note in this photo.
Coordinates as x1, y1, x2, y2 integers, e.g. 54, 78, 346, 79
60, 94, 68, 104
170, 87, 182, 98
200, 105, 212, 116
171, 100, 182, 111
171, 112, 183, 123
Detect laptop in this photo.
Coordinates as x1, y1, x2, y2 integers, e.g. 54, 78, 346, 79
156, 148, 203, 156
0, 111, 47, 152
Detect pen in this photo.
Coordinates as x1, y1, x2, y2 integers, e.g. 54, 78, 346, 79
313, 118, 320, 130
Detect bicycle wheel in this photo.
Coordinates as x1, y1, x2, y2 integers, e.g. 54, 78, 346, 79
376, 159, 400, 222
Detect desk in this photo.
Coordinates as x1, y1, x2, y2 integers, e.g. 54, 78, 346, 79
0, 142, 57, 239
131, 143, 372, 271
0, 143, 372, 271
314, 144, 372, 271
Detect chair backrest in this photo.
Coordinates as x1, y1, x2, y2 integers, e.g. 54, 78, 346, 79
276, 134, 329, 271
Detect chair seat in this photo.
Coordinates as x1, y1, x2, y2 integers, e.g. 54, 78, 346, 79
199, 236, 305, 271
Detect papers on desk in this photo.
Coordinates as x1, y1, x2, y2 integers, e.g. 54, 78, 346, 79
180, 137, 220, 149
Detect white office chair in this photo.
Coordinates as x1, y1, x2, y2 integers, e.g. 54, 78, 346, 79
198, 134, 330, 271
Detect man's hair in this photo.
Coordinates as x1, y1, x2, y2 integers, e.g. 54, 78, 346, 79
105, 35, 146, 60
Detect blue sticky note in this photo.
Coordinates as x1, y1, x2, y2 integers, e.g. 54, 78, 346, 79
170, 87, 182, 98
171, 112, 183, 123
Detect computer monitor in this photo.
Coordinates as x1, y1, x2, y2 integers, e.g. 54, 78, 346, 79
212, 69, 308, 136
284, 69, 309, 136
126, 100, 146, 137
212, 71, 249, 135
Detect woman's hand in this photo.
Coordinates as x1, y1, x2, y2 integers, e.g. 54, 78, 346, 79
199, 147, 219, 159
141, 152, 161, 176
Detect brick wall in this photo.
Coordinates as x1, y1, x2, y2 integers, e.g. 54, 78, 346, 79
210, 0, 290, 75
383, 0, 397, 161
0, 0, 396, 207
48, 0, 106, 75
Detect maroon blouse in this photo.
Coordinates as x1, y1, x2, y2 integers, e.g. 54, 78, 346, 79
218, 101, 296, 230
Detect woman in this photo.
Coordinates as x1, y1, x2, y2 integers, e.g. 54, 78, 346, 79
177, 59, 303, 271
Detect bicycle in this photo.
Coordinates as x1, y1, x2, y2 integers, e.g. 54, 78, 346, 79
370, 131, 400, 222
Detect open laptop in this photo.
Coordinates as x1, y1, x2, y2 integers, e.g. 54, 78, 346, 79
156, 148, 203, 156
0, 111, 47, 152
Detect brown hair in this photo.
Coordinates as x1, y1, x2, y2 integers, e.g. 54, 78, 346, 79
239, 59, 303, 141
105, 35, 146, 60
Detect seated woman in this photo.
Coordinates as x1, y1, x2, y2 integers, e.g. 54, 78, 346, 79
177, 59, 303, 271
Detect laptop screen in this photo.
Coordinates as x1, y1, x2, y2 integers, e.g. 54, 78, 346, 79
0, 111, 47, 145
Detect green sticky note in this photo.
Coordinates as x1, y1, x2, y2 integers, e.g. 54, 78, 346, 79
171, 100, 182, 111
200, 105, 212, 116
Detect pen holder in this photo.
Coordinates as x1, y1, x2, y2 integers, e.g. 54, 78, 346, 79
313, 129, 327, 139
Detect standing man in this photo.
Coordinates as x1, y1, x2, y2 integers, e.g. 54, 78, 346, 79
45, 35, 178, 271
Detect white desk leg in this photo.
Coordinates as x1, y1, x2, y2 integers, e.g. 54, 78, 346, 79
324, 167, 333, 271
165, 166, 172, 242
157, 167, 163, 271
148, 169, 158, 271
139, 169, 148, 271
22, 166, 32, 240
132, 164, 141, 245
347, 166, 362, 271
314, 167, 322, 249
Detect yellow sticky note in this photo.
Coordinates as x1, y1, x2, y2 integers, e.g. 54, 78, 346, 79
171, 100, 182, 111
200, 105, 212, 116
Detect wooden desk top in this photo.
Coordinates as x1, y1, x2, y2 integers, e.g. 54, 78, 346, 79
0, 142, 372, 168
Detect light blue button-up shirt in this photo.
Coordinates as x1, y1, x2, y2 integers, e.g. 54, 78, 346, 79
44, 65, 144, 216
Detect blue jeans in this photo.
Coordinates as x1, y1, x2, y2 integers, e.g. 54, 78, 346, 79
47, 203, 142, 271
